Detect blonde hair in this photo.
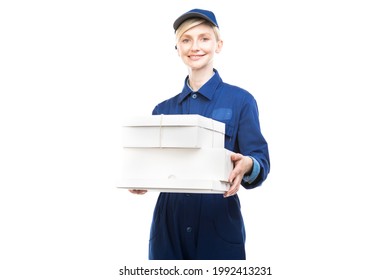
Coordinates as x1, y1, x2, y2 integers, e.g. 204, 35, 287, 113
175, 18, 221, 43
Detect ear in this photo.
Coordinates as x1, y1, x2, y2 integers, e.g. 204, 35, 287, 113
215, 40, 223, 53
175, 45, 180, 56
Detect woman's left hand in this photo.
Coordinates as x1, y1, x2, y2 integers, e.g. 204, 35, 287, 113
224, 153, 253, 198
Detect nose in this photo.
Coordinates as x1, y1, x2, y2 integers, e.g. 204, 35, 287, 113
190, 40, 200, 51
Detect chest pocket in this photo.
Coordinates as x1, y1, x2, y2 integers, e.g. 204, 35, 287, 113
212, 108, 232, 121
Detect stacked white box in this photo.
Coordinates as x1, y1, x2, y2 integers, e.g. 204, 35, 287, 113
122, 114, 225, 148
117, 114, 233, 193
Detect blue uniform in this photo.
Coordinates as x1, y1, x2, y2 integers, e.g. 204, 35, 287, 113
149, 69, 270, 260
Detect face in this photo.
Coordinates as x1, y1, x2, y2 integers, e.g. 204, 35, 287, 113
176, 23, 223, 72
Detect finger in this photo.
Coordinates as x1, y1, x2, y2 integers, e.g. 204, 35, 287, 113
224, 180, 240, 198
230, 153, 242, 163
128, 189, 148, 195
135, 190, 147, 194
228, 167, 239, 184
224, 187, 235, 198
133, 190, 147, 194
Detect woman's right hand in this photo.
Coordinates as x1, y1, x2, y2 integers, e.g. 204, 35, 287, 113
128, 189, 148, 195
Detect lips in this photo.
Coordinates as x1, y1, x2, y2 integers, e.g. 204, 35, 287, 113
189, 54, 204, 60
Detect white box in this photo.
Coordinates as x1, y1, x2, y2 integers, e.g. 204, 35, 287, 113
122, 114, 225, 148
117, 179, 231, 193
117, 147, 233, 193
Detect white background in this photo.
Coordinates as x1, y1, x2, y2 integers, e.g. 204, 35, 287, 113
1, 0, 389, 279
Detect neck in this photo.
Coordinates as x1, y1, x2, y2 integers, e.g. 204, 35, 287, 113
188, 68, 214, 92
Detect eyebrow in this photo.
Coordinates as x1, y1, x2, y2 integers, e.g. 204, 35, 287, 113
181, 32, 212, 38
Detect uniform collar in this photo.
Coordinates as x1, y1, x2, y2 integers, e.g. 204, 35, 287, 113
178, 69, 222, 104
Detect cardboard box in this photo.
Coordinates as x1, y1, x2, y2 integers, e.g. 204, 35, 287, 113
117, 147, 233, 193
122, 114, 225, 148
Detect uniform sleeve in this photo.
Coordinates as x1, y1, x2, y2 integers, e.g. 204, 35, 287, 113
243, 156, 261, 184
238, 95, 270, 189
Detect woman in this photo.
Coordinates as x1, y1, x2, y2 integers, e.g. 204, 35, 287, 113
130, 8, 270, 260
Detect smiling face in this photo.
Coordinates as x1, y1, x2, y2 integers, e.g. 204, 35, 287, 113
176, 22, 223, 73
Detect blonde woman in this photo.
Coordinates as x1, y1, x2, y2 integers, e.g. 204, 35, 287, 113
130, 8, 270, 260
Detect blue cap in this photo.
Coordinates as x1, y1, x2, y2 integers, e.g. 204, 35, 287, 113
173, 9, 219, 31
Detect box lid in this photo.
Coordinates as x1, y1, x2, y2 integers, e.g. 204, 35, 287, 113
122, 114, 225, 133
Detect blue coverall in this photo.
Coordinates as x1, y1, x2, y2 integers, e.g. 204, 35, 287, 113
149, 69, 270, 260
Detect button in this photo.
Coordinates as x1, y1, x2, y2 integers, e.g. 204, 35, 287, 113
191, 93, 197, 99
186, 227, 192, 233
185, 194, 191, 197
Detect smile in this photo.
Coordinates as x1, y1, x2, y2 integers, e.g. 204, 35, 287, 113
189, 55, 204, 60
